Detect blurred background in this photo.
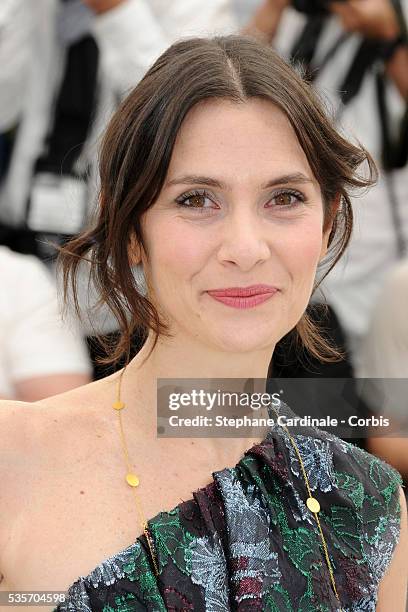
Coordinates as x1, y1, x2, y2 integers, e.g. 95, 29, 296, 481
0, 0, 407, 484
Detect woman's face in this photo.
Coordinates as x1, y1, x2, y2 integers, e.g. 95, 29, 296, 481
137, 98, 332, 353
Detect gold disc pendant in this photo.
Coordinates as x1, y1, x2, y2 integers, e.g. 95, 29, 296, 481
126, 473, 140, 487
113, 400, 125, 410
306, 497, 320, 513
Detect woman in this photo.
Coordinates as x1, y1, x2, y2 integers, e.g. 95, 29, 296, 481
0, 35, 406, 611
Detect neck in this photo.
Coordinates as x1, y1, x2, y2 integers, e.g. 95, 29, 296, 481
119, 329, 275, 443
131, 328, 274, 379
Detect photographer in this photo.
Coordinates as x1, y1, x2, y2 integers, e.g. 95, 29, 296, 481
245, 0, 408, 370
0, 0, 236, 245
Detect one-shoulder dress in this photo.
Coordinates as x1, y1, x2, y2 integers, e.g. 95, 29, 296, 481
54, 402, 404, 611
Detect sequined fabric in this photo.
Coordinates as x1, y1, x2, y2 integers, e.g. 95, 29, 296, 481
54, 402, 403, 611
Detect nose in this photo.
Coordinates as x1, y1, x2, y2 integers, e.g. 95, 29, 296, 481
216, 208, 271, 272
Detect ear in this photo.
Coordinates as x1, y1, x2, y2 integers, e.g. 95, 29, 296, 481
320, 193, 342, 261
128, 232, 143, 266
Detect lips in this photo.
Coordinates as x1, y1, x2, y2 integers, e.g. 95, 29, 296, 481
206, 285, 279, 310
207, 284, 278, 298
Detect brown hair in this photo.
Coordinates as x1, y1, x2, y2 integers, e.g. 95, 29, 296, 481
58, 35, 377, 368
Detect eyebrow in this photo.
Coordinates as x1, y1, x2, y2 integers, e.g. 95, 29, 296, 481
165, 172, 314, 190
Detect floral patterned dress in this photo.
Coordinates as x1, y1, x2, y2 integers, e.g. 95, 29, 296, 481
54, 402, 404, 611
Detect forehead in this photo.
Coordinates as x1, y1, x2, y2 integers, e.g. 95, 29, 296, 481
167, 98, 314, 184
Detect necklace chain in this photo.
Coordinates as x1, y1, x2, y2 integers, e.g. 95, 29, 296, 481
113, 368, 160, 576
113, 371, 343, 608
270, 405, 344, 611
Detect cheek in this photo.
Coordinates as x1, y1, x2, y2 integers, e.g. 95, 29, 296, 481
278, 219, 324, 284
147, 220, 210, 283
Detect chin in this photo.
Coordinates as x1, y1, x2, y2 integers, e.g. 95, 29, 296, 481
207, 324, 279, 355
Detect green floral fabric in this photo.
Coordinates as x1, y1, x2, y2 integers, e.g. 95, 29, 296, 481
54, 402, 403, 611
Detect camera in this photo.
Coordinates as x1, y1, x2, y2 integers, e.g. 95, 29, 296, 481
292, 0, 346, 15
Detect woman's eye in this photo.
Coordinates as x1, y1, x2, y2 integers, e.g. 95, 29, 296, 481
175, 190, 217, 211
268, 190, 305, 208
174, 188, 305, 212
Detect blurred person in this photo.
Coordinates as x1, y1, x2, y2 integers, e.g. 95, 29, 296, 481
0, 0, 237, 241
0, 0, 32, 180
357, 258, 408, 483
0, 35, 407, 610
0, 0, 238, 347
0, 246, 92, 401
244, 0, 408, 370
0, 0, 32, 132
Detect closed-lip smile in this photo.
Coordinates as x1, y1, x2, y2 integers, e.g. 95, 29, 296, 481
206, 284, 279, 309
207, 284, 278, 297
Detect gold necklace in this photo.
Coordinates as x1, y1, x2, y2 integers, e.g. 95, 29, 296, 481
113, 370, 343, 609
113, 367, 159, 576
270, 404, 344, 611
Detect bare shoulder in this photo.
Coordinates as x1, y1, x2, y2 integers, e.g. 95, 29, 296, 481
0, 398, 33, 445
0, 398, 43, 585
25, 373, 121, 459
376, 486, 408, 611
0, 374, 119, 578
0, 372, 118, 447
0, 398, 43, 472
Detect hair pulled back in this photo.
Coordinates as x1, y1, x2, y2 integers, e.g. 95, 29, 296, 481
58, 35, 377, 367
